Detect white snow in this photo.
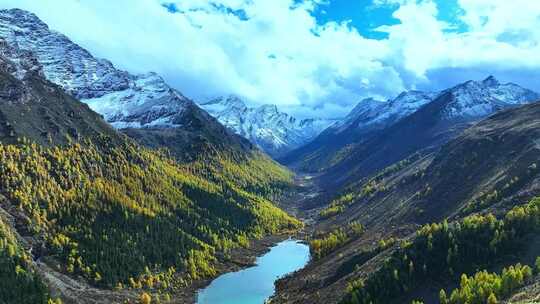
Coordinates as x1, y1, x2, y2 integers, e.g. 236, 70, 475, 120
0, 8, 189, 128
441, 76, 540, 119
199, 95, 337, 156
332, 91, 436, 134
333, 76, 539, 136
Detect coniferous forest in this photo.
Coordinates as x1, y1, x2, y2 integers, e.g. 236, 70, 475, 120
342, 197, 540, 304
0, 138, 300, 302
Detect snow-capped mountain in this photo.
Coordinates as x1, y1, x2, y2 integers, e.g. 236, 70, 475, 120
199, 95, 337, 156
0, 8, 192, 129
332, 91, 436, 134
330, 76, 539, 136
282, 76, 540, 173
440, 76, 540, 119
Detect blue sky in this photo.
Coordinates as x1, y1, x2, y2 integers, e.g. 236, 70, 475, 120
311, 0, 401, 39
312, 0, 469, 38
2, 0, 540, 118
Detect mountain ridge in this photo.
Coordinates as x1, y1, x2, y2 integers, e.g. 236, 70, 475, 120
0, 8, 265, 162
199, 95, 337, 157
273, 101, 540, 304
282, 76, 540, 179
0, 21, 301, 304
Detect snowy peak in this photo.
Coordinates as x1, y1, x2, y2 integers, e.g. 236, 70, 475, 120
198, 95, 336, 157
83, 72, 191, 129
0, 9, 130, 99
202, 95, 248, 113
0, 8, 192, 129
334, 76, 539, 137
333, 91, 435, 134
482, 75, 500, 87
442, 76, 540, 119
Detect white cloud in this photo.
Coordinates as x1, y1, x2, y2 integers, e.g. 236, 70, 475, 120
374, 0, 540, 90
0, 0, 404, 118
0, 0, 539, 118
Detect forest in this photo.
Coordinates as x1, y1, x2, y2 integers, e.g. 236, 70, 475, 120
0, 216, 54, 303
310, 222, 364, 259
342, 197, 540, 304
0, 137, 301, 299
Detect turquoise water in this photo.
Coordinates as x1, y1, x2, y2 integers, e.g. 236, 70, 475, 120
197, 239, 310, 304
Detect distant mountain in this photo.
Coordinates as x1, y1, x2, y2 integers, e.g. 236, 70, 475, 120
199, 95, 337, 157
282, 76, 540, 178
331, 91, 436, 135
0, 8, 257, 160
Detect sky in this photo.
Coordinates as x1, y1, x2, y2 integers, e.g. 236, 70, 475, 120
1, 0, 540, 118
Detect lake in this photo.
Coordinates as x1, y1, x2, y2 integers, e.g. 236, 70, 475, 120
196, 239, 310, 304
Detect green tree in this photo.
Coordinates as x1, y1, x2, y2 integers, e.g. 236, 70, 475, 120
487, 293, 498, 304
439, 289, 448, 304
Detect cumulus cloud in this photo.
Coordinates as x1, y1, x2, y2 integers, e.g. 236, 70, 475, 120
0, 0, 539, 118
378, 0, 540, 90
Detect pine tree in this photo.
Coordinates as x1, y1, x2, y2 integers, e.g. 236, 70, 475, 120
487, 293, 498, 304
439, 289, 448, 304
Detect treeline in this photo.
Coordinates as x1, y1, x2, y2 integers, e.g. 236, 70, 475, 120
342, 197, 540, 304
462, 162, 539, 215
310, 222, 364, 259
0, 138, 300, 295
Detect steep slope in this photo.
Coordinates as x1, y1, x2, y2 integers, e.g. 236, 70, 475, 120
273, 101, 540, 304
199, 95, 336, 157
0, 39, 119, 146
0, 8, 179, 128
0, 213, 52, 304
282, 77, 539, 175
0, 8, 255, 162
280, 91, 436, 170
322, 101, 540, 228
318, 77, 540, 189
0, 38, 300, 304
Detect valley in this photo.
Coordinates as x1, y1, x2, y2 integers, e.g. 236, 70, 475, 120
1, 5, 540, 304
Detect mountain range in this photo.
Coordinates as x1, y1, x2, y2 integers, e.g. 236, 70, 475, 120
0, 8, 261, 162
199, 95, 336, 157
2, 6, 540, 304
0, 9, 301, 304
281, 75, 540, 185
0, 8, 335, 157
273, 99, 540, 304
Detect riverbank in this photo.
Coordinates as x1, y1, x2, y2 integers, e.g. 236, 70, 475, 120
178, 234, 294, 303
180, 173, 321, 303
